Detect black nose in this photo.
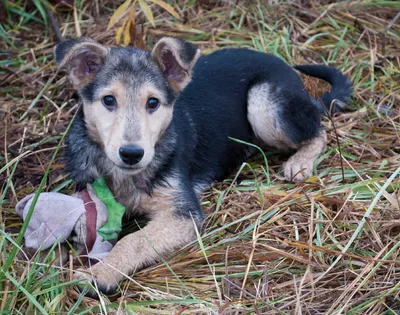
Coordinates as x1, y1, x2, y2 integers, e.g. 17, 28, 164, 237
119, 145, 144, 165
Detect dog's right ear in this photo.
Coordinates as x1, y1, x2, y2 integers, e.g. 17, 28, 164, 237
152, 37, 201, 91
54, 38, 108, 88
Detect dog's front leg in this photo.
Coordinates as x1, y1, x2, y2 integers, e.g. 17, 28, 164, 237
74, 181, 203, 296
75, 210, 198, 294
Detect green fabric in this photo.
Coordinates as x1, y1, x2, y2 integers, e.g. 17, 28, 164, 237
92, 177, 126, 240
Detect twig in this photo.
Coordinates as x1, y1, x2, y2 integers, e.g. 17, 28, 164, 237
45, 5, 63, 42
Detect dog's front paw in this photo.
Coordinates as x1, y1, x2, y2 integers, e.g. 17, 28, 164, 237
283, 157, 314, 182
73, 265, 121, 298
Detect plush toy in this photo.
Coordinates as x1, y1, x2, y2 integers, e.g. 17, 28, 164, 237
16, 177, 125, 265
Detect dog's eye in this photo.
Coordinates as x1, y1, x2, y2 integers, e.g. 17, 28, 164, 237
102, 95, 117, 110
146, 98, 160, 113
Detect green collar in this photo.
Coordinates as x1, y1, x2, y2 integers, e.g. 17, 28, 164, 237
91, 177, 126, 240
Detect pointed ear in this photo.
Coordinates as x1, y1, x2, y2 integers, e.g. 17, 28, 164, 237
151, 37, 201, 91
54, 37, 109, 88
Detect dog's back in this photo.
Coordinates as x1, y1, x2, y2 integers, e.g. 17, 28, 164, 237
172, 48, 321, 186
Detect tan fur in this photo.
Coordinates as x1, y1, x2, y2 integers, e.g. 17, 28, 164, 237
138, 176, 179, 213
106, 175, 180, 217
283, 131, 327, 182
84, 81, 127, 147
84, 80, 173, 174
247, 83, 296, 150
136, 83, 174, 168
74, 177, 197, 292
151, 37, 201, 91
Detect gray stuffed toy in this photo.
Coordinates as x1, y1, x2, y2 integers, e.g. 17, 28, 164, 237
16, 177, 125, 265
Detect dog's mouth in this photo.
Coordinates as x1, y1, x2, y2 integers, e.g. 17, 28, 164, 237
113, 163, 143, 174
110, 158, 151, 176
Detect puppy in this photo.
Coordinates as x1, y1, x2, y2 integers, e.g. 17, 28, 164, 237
54, 37, 352, 295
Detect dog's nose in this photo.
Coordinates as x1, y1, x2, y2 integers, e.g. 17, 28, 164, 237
119, 145, 144, 165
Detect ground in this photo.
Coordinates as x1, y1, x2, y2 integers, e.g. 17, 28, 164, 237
1, 0, 400, 314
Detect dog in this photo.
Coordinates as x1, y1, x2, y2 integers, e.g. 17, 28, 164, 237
54, 36, 352, 295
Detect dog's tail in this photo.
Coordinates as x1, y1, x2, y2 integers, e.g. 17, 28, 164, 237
294, 64, 353, 114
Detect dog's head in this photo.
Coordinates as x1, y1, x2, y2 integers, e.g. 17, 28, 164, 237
55, 37, 200, 176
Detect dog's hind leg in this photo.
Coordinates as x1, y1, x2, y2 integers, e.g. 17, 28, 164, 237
282, 131, 327, 181
247, 82, 326, 182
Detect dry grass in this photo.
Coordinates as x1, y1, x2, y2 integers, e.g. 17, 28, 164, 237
1, 0, 400, 314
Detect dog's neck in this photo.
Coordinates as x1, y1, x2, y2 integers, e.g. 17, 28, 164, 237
103, 122, 177, 212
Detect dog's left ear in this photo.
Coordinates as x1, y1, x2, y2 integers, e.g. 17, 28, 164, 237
151, 37, 201, 91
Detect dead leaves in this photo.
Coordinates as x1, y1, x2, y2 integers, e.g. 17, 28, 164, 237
108, 0, 180, 46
